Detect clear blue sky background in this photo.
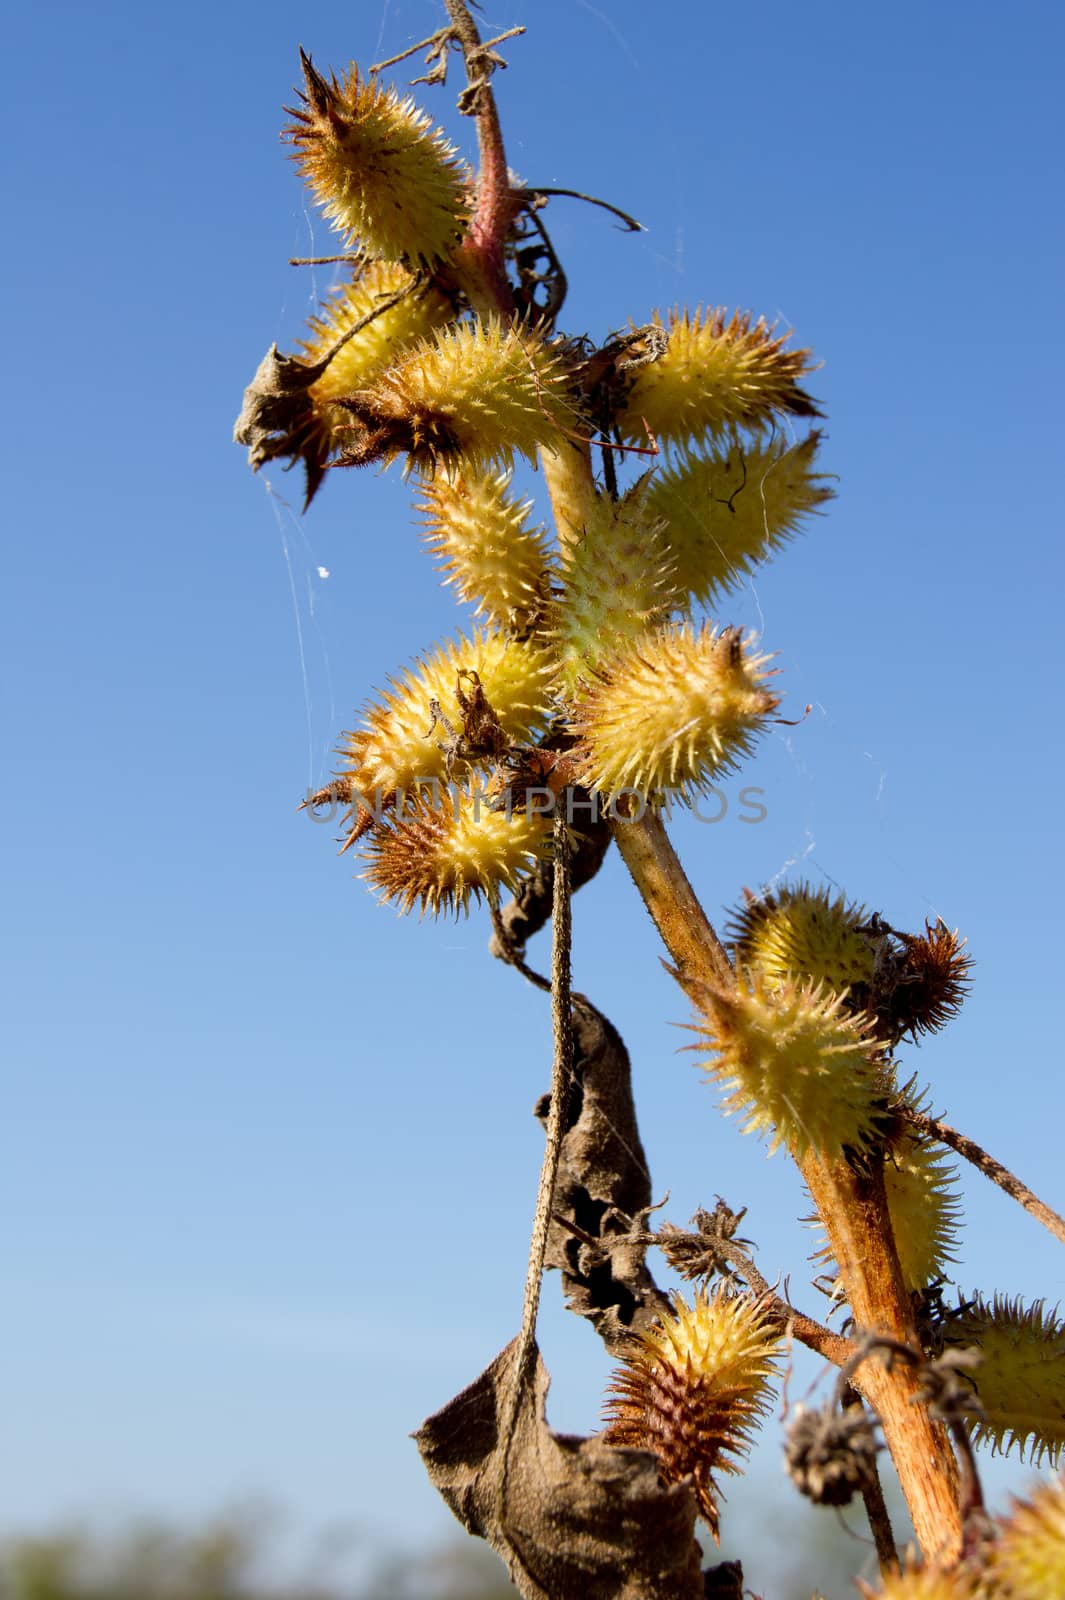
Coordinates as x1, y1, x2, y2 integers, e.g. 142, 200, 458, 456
3, 0, 1064, 1588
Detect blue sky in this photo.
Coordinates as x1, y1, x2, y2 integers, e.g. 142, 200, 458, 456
3, 0, 1064, 1586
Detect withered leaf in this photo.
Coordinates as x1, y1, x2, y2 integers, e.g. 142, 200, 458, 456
233, 342, 333, 508
414, 1340, 703, 1600
542, 997, 671, 1352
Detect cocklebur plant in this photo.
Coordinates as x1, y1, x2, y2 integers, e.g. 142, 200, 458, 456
235, 6, 1065, 1595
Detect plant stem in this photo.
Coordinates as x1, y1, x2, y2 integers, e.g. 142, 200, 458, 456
444, 0, 521, 319
539, 439, 597, 554
611, 808, 963, 1562
801, 1151, 961, 1559
609, 806, 734, 996
852, 1429, 900, 1576
738, 1257, 855, 1368
900, 1104, 1065, 1247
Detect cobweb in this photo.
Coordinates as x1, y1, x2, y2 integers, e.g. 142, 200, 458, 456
263, 474, 337, 796
258, 190, 352, 799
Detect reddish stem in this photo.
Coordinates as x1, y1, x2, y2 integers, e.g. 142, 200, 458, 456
444, 0, 520, 318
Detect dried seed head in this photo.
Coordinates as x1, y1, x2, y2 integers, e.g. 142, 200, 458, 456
418, 469, 553, 632
784, 1401, 881, 1507
991, 1474, 1065, 1599
602, 1288, 780, 1538
552, 481, 681, 695
879, 921, 972, 1040
657, 1202, 754, 1286
941, 1295, 1065, 1466
569, 623, 778, 804
729, 882, 876, 996
645, 432, 833, 606
360, 784, 551, 916
614, 307, 821, 448
693, 971, 888, 1159
333, 320, 577, 474
286, 51, 469, 264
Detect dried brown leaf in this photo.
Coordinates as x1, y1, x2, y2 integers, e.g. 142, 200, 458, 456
233, 342, 333, 508
542, 998, 671, 1351
414, 1340, 703, 1600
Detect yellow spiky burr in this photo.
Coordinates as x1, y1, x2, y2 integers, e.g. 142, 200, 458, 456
990, 1474, 1065, 1599
333, 319, 578, 474
286, 51, 469, 265
881, 1128, 962, 1293
298, 261, 456, 408
728, 882, 876, 996
569, 623, 777, 805
233, 263, 457, 508
252, 261, 456, 498
857, 1563, 978, 1599
941, 1295, 1065, 1466
360, 783, 551, 917
334, 629, 554, 803
692, 971, 888, 1159
613, 307, 821, 448
418, 469, 553, 631
552, 480, 681, 697
602, 1288, 780, 1539
644, 431, 833, 605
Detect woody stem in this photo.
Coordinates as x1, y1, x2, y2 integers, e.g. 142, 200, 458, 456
610, 806, 963, 1562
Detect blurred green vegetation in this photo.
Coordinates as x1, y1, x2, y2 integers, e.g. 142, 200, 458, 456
0, 1508, 517, 1600
0, 1491, 902, 1599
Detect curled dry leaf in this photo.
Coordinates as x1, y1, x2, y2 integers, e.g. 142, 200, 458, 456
539, 997, 672, 1352
414, 1340, 703, 1600
232, 342, 333, 507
